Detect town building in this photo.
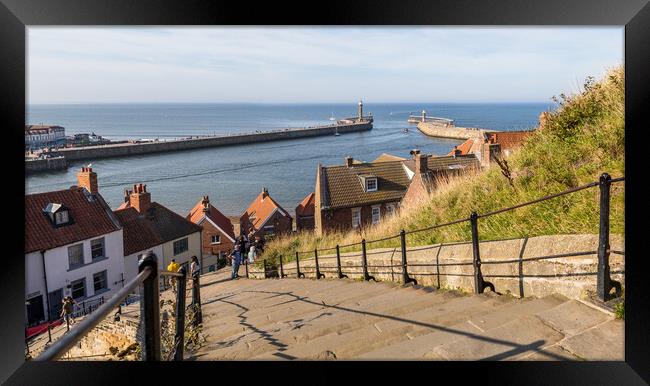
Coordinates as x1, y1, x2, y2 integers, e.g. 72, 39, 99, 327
447, 130, 534, 167
187, 196, 236, 271
313, 152, 480, 235
295, 192, 315, 231
25, 125, 66, 149
114, 184, 203, 283
240, 188, 293, 238
25, 167, 124, 326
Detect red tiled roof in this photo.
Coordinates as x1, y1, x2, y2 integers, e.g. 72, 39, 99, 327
486, 131, 533, 151
187, 198, 236, 241
240, 190, 292, 234
295, 192, 315, 217
447, 139, 475, 156
114, 203, 203, 256
25, 188, 121, 253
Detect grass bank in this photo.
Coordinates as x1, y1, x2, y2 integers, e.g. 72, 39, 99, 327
262, 66, 625, 264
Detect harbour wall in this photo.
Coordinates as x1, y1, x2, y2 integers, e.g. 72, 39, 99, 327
417, 122, 492, 140
25, 156, 68, 174
49, 121, 372, 162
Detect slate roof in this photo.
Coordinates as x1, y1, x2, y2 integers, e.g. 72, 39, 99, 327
295, 192, 315, 217
25, 187, 121, 253
241, 191, 292, 233
321, 154, 480, 210
114, 202, 202, 256
187, 198, 236, 242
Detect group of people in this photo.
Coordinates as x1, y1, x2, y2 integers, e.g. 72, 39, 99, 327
229, 231, 265, 280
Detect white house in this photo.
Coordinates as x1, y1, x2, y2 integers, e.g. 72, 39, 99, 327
114, 183, 203, 285
25, 167, 124, 326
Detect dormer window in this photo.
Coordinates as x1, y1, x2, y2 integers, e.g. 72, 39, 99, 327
366, 177, 378, 192
359, 175, 378, 192
43, 203, 71, 226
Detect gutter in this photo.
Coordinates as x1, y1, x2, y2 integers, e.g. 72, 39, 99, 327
40, 250, 52, 322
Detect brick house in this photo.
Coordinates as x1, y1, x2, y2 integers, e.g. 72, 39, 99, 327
240, 188, 293, 238
187, 196, 236, 270
448, 130, 534, 167
314, 153, 480, 236
25, 167, 124, 326
295, 192, 315, 231
114, 184, 202, 283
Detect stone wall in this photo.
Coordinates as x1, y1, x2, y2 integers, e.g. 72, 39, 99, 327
417, 122, 488, 140
257, 234, 625, 300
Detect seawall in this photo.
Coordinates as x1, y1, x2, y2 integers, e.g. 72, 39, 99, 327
25, 156, 68, 174
49, 121, 372, 162
417, 122, 492, 140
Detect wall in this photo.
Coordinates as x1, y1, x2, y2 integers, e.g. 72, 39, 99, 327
261, 234, 625, 300
161, 231, 202, 271
417, 122, 487, 140
25, 229, 125, 325
320, 201, 399, 235
123, 244, 164, 284
51, 122, 372, 162
25, 157, 68, 174
199, 218, 235, 257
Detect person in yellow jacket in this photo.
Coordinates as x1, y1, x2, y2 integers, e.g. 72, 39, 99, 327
167, 259, 180, 292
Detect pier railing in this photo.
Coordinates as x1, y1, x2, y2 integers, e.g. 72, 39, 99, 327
34, 251, 202, 361
254, 173, 624, 303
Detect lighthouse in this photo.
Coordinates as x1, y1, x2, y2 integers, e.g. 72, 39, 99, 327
358, 99, 364, 120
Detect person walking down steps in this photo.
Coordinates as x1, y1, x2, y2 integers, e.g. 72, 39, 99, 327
167, 258, 180, 293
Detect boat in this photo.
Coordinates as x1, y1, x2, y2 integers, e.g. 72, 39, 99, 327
403, 127, 409, 133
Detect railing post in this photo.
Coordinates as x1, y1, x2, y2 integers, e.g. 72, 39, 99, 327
47, 324, 52, 343
82, 301, 86, 316
336, 245, 347, 279
173, 267, 187, 361
361, 239, 375, 281
139, 251, 161, 361
470, 211, 494, 294
244, 259, 249, 278
279, 255, 287, 278
191, 272, 203, 326
597, 173, 622, 301
400, 230, 416, 285
314, 249, 325, 279
296, 251, 305, 278
263, 259, 268, 279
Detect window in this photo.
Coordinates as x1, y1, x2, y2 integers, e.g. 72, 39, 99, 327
93, 270, 108, 292
71, 278, 86, 300
372, 206, 381, 224
352, 208, 361, 229
91, 237, 105, 260
55, 210, 69, 225
386, 203, 396, 217
366, 178, 378, 192
211, 234, 221, 244
173, 238, 189, 255
68, 244, 84, 269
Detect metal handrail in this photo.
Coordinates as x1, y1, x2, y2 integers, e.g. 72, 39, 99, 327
36, 266, 154, 361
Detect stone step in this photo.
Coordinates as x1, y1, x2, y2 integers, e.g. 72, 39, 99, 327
357, 294, 568, 359
250, 292, 502, 360
196, 285, 456, 359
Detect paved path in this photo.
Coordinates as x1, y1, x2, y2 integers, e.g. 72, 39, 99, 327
189, 270, 623, 361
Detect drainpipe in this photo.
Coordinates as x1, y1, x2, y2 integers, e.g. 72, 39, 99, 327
40, 250, 51, 322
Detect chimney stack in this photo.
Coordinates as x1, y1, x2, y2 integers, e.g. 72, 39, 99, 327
414, 152, 429, 175
123, 189, 131, 203
202, 195, 210, 212
129, 183, 151, 214
261, 187, 269, 199
345, 156, 354, 167
77, 167, 98, 194
453, 146, 462, 157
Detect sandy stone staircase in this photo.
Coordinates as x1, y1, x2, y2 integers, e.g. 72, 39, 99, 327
189, 270, 623, 361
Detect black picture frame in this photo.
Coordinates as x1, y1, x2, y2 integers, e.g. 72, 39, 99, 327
2, 0, 648, 384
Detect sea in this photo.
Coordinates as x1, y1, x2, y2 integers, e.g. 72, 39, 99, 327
25, 102, 553, 216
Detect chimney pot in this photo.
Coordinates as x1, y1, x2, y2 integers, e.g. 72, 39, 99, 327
345, 156, 353, 167
77, 167, 98, 194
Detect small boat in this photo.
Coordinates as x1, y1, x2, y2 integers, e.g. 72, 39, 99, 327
403, 127, 409, 133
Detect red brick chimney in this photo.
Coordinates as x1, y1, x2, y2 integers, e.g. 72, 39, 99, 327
77, 167, 98, 194
345, 156, 353, 167
129, 183, 151, 214
414, 152, 429, 175
202, 195, 210, 213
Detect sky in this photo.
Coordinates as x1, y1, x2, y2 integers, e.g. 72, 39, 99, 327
27, 27, 623, 104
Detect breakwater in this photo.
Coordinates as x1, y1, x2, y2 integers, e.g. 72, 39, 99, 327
25, 156, 68, 174
417, 122, 495, 140
48, 121, 372, 162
